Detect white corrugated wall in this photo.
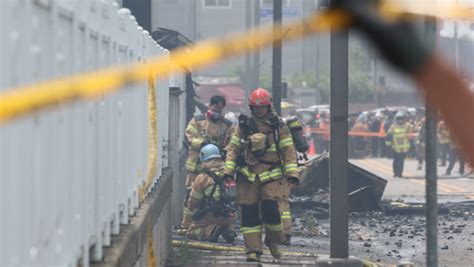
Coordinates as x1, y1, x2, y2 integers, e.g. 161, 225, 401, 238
0, 0, 183, 266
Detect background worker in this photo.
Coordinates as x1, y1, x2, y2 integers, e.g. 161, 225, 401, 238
416, 117, 426, 170
437, 120, 450, 166
334, 0, 474, 167
386, 113, 411, 178
185, 144, 236, 243
223, 88, 299, 262
181, 95, 234, 229
445, 139, 466, 176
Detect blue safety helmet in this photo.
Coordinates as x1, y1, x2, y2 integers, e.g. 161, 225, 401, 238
199, 144, 222, 162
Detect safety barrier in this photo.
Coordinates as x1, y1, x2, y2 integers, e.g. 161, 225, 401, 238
306, 127, 420, 158
0, 1, 185, 266
306, 127, 419, 138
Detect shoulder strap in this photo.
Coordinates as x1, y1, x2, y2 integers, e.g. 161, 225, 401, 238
194, 114, 206, 121
204, 170, 221, 183
248, 117, 259, 134
221, 118, 232, 126
203, 170, 224, 202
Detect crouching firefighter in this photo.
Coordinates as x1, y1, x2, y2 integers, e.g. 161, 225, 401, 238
181, 95, 234, 229
185, 144, 237, 243
223, 88, 300, 262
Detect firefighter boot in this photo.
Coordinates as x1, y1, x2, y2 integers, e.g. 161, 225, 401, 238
176, 228, 187, 236
264, 237, 282, 259
222, 230, 237, 243
181, 207, 193, 229
246, 252, 261, 262
207, 225, 225, 243
417, 162, 423, 170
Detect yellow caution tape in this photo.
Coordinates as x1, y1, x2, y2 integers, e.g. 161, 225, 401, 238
0, 2, 472, 123
171, 239, 319, 257
147, 224, 157, 267
172, 239, 391, 266
139, 75, 159, 202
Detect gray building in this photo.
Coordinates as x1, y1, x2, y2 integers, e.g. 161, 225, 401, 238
125, 0, 474, 108
150, 0, 330, 83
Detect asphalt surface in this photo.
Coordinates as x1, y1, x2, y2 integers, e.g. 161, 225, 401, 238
352, 158, 474, 203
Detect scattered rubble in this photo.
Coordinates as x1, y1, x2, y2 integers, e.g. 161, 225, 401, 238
289, 201, 474, 266
295, 153, 387, 212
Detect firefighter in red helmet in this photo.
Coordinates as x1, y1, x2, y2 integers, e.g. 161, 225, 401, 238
223, 88, 299, 262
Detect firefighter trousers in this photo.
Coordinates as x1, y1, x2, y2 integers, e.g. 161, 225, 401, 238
186, 213, 235, 241
181, 171, 199, 228
236, 176, 287, 254
280, 182, 291, 236
392, 152, 406, 177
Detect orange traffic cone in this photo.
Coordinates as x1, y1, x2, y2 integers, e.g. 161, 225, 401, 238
308, 140, 316, 155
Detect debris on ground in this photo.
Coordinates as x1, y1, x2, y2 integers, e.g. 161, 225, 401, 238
295, 153, 387, 212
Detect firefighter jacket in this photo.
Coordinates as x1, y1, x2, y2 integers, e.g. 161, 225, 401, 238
437, 121, 450, 145
188, 165, 225, 215
224, 113, 299, 184
386, 123, 411, 153
185, 114, 233, 172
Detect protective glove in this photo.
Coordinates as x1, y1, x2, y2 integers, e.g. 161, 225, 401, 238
191, 138, 206, 150
287, 177, 299, 186
331, 0, 432, 74
222, 173, 234, 182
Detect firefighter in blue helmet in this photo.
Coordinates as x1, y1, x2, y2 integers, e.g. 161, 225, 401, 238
185, 144, 237, 243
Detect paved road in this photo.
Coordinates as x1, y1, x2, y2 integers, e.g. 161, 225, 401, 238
351, 157, 474, 202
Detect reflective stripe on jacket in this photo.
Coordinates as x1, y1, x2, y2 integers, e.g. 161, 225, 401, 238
224, 115, 299, 183
185, 116, 233, 172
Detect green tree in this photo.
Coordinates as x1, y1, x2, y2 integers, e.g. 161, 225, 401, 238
349, 38, 374, 102
288, 40, 373, 105
259, 69, 272, 90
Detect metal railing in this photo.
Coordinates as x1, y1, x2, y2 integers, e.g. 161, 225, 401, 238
0, 1, 184, 266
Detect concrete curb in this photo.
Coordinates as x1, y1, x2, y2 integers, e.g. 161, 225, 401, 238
91, 169, 174, 267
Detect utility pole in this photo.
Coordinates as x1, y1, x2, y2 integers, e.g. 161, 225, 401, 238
272, 0, 283, 115
244, 0, 252, 107
315, 33, 320, 104
315, 0, 328, 104
329, 24, 349, 259
251, 0, 260, 92
424, 16, 438, 267
373, 57, 379, 107
454, 0, 459, 75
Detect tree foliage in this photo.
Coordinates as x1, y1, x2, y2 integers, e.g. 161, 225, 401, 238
288, 38, 375, 104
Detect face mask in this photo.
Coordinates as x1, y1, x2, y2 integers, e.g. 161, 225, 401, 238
207, 110, 222, 122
